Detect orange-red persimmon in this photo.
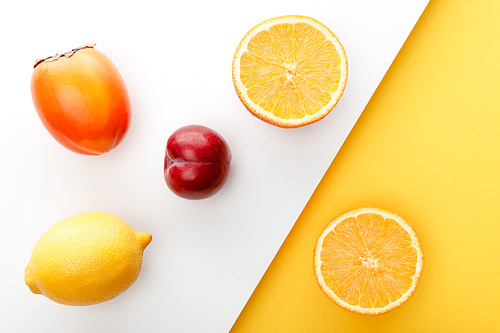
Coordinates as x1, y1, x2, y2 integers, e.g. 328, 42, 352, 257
31, 44, 131, 155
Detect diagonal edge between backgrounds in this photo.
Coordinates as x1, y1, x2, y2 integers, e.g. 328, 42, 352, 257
229, 0, 431, 331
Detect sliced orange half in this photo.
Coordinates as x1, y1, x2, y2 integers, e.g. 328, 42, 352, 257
232, 15, 348, 128
313, 207, 424, 315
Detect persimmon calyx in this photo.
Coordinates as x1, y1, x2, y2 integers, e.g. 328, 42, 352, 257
33, 43, 96, 68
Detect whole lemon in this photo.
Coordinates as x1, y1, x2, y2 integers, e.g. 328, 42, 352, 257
25, 212, 152, 306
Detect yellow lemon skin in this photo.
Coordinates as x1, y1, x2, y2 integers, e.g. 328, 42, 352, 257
25, 212, 152, 306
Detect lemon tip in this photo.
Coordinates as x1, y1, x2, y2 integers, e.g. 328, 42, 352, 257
24, 272, 41, 295
136, 231, 152, 249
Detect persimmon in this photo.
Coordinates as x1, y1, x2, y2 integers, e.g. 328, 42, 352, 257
31, 44, 131, 155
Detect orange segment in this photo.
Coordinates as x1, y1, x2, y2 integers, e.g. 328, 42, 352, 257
313, 208, 424, 315
233, 15, 348, 128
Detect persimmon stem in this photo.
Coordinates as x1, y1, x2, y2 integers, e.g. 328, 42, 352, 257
33, 43, 96, 68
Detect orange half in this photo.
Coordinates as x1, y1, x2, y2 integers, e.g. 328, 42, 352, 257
313, 208, 424, 315
232, 15, 348, 128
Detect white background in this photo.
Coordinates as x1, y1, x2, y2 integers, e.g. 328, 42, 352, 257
0, 0, 428, 332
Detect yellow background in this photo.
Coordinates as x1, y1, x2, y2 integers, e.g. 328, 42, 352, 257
232, 0, 500, 331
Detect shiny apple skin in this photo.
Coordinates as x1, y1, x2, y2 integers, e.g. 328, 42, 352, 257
164, 125, 231, 200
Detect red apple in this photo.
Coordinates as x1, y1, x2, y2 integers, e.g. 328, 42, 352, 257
164, 125, 232, 200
